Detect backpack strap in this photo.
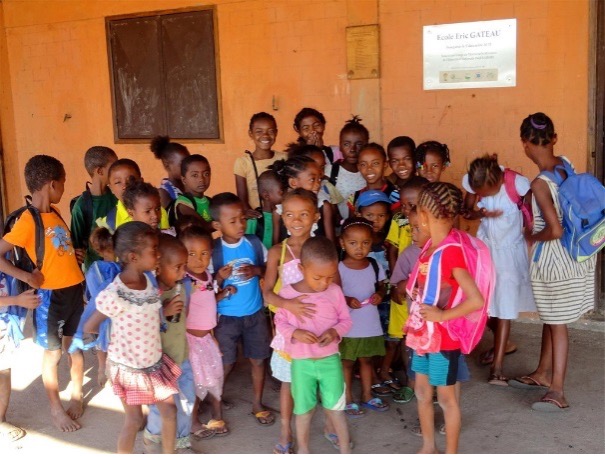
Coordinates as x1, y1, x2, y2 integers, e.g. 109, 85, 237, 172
329, 161, 341, 186
25, 205, 45, 271
244, 234, 265, 266
539, 157, 575, 187
367, 256, 380, 283
182, 193, 199, 213
503, 169, 522, 207
245, 150, 263, 209
323, 145, 334, 164
211, 238, 225, 273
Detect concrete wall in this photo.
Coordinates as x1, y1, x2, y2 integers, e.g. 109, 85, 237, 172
0, 0, 591, 218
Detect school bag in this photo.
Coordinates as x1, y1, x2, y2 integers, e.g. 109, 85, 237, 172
539, 157, 605, 262
167, 193, 199, 227
69, 182, 94, 237
502, 169, 533, 229
211, 234, 265, 273
405, 229, 495, 355
0, 269, 28, 347
328, 161, 341, 186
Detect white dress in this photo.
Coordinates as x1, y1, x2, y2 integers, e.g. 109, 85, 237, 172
462, 171, 536, 319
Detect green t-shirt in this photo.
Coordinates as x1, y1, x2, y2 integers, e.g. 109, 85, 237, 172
245, 211, 273, 249
70, 190, 118, 271
159, 284, 188, 365
175, 194, 211, 221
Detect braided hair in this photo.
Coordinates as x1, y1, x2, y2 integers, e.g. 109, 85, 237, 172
417, 182, 462, 220
416, 141, 450, 170
520, 112, 555, 146
339, 115, 369, 142
270, 156, 316, 188
467, 154, 503, 191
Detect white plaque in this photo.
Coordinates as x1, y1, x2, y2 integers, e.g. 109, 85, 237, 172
423, 19, 516, 90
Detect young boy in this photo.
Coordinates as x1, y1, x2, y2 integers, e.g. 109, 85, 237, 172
0, 155, 85, 432
70, 146, 118, 271
0, 290, 40, 444
274, 236, 352, 454
95, 158, 170, 232
209, 193, 273, 426
245, 170, 283, 249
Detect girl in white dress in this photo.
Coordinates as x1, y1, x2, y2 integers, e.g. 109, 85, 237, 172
462, 154, 536, 385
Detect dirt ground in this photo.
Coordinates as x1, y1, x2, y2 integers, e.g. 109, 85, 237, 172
4, 320, 604, 454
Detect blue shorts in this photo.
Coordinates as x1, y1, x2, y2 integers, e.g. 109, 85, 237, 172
406, 348, 470, 383
411, 349, 464, 386
33, 284, 84, 350
214, 308, 271, 365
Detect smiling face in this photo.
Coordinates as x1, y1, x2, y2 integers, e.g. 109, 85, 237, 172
182, 159, 211, 197
182, 235, 212, 276
358, 147, 387, 186
297, 115, 325, 146
340, 224, 373, 261
281, 195, 319, 239
128, 194, 162, 228
358, 202, 389, 233
249, 118, 277, 152
419, 151, 446, 183
340, 131, 368, 165
388, 146, 415, 182
108, 165, 140, 202
299, 258, 338, 293
289, 163, 321, 194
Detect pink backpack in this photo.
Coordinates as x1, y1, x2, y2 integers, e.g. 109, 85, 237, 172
503, 168, 533, 230
405, 229, 495, 355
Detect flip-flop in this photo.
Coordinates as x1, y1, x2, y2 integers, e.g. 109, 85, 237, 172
487, 374, 509, 387
0, 422, 25, 442
251, 410, 275, 426
393, 386, 415, 404
531, 397, 569, 412
323, 433, 355, 451
190, 426, 216, 440
508, 375, 550, 390
360, 397, 389, 412
206, 419, 229, 436
370, 383, 392, 397
273, 442, 295, 454
345, 403, 365, 417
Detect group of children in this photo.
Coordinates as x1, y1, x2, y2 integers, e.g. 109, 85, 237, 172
0, 109, 596, 454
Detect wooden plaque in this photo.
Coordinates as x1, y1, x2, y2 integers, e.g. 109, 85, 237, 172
346, 24, 380, 80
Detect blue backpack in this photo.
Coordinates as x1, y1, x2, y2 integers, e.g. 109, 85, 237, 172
0, 269, 28, 347
540, 157, 605, 262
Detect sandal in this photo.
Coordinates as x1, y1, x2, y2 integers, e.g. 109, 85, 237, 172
251, 410, 275, 426
487, 374, 509, 387
360, 397, 389, 412
323, 433, 355, 451
393, 386, 415, 403
508, 375, 550, 390
370, 383, 392, 397
531, 393, 569, 412
345, 403, 365, 417
273, 442, 295, 454
190, 426, 216, 440
381, 378, 403, 392
409, 421, 422, 437
206, 419, 229, 436
0, 422, 26, 443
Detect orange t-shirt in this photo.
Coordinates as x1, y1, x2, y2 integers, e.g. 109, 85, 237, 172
3, 206, 84, 290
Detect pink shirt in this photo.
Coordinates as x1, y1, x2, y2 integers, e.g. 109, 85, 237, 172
275, 283, 352, 359
185, 272, 217, 331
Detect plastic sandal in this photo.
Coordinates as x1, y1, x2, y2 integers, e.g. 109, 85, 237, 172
323, 433, 355, 451
273, 442, 295, 454
360, 397, 390, 412
345, 403, 365, 417
206, 419, 229, 436
393, 386, 415, 404
370, 383, 392, 397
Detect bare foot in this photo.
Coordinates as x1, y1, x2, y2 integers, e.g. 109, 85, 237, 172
51, 408, 81, 432
67, 398, 84, 420
97, 372, 108, 387
417, 445, 439, 454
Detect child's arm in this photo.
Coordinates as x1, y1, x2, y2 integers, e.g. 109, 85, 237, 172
83, 309, 109, 334
386, 242, 398, 274
235, 174, 253, 214
462, 192, 482, 220
69, 199, 88, 264
272, 211, 281, 246
214, 264, 233, 288
176, 202, 214, 233
0, 290, 40, 309
369, 280, 387, 305
0, 240, 44, 288
525, 179, 562, 243
321, 202, 336, 242
345, 296, 362, 309
216, 285, 236, 301
420, 267, 484, 322
318, 287, 353, 345
159, 188, 172, 209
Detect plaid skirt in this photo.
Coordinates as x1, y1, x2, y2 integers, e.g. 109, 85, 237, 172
108, 354, 182, 406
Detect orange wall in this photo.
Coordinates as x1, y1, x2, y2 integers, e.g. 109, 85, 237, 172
0, 0, 590, 219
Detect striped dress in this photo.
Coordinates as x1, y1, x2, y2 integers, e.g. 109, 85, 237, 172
530, 168, 596, 324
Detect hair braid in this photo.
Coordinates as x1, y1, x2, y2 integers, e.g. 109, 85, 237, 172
468, 154, 503, 190
417, 182, 462, 219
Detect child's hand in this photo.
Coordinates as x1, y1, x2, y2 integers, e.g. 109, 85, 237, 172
237, 264, 261, 281
348, 298, 362, 309
216, 264, 233, 283
317, 328, 339, 347
217, 285, 237, 301
306, 131, 321, 146
369, 293, 383, 306
27, 269, 44, 289
523, 225, 534, 243
15, 290, 40, 309
292, 329, 319, 344
163, 295, 184, 316
245, 208, 262, 219
483, 209, 503, 218
284, 296, 315, 322
75, 248, 85, 265
419, 304, 444, 322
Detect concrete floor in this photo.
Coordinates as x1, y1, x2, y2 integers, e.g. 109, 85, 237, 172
4, 320, 604, 454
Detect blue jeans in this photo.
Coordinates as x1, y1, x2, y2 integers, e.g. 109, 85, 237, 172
145, 358, 195, 448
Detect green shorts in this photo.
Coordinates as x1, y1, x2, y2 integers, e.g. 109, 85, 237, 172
291, 354, 346, 415
339, 335, 385, 361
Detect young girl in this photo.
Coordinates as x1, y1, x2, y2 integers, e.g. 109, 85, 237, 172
234, 112, 286, 217
150, 136, 191, 209
84, 222, 181, 454
271, 155, 335, 242
262, 188, 320, 453
329, 116, 370, 219
179, 226, 235, 439
174, 154, 213, 231
339, 217, 389, 417
415, 141, 450, 183
408, 182, 484, 454
462, 154, 536, 385
509, 113, 596, 411
292, 107, 343, 168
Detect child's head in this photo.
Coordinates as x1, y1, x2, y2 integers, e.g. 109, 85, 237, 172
281, 188, 319, 239
89, 227, 115, 261
387, 136, 416, 182
258, 170, 284, 208
174, 214, 205, 238
520, 112, 557, 158
271, 156, 321, 194
122, 181, 161, 228
417, 182, 462, 227
299, 236, 339, 292
467, 154, 503, 198
107, 158, 142, 202
399, 176, 429, 218
113, 221, 159, 270
287, 142, 326, 174
339, 217, 374, 260
355, 190, 390, 234
84, 146, 118, 186
249, 112, 277, 152
293, 107, 326, 146
416, 141, 450, 183
157, 233, 187, 288
358, 142, 388, 186
339, 116, 369, 166
180, 154, 211, 197
24, 155, 66, 203
179, 225, 213, 275
210, 192, 246, 242
408, 209, 429, 248
150, 135, 190, 181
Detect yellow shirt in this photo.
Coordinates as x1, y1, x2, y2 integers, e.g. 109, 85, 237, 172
3, 206, 84, 289
96, 201, 170, 233
386, 214, 412, 254
233, 152, 286, 209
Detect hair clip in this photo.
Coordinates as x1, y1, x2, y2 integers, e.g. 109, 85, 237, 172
416, 161, 424, 170
530, 117, 547, 130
